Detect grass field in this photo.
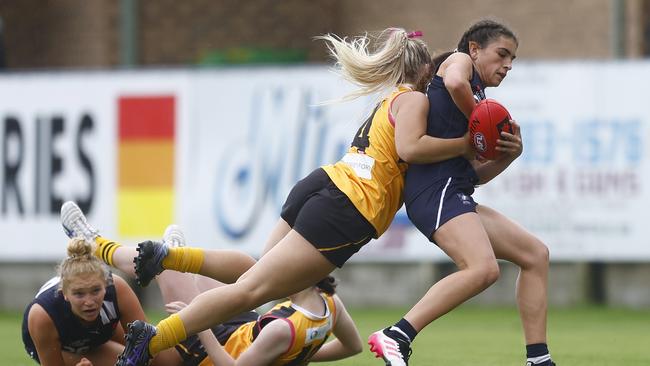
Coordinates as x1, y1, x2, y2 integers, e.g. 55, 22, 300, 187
4, 306, 649, 365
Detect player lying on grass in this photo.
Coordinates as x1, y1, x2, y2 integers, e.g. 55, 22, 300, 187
162, 266, 362, 365
21, 237, 182, 366
60, 201, 362, 365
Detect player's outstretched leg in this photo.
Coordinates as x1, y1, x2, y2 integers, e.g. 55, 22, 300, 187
134, 240, 169, 287
115, 320, 156, 366
368, 327, 412, 366
60, 201, 99, 242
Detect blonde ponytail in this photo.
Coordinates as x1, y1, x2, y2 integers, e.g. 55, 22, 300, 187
317, 28, 431, 101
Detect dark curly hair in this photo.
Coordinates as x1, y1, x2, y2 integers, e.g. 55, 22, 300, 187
433, 19, 518, 72
315, 275, 338, 295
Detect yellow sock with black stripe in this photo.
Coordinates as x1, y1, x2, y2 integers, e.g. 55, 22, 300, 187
94, 236, 121, 267
162, 247, 204, 273
149, 313, 187, 355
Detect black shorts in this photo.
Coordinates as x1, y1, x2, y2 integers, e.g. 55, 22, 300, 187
175, 311, 259, 366
281, 168, 376, 267
406, 177, 477, 242
211, 311, 259, 344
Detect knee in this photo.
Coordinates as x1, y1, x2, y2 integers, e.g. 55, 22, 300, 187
232, 277, 278, 309
483, 262, 501, 286
472, 261, 500, 289
538, 242, 550, 263
234, 290, 258, 311
196, 285, 256, 312
221, 282, 264, 312
521, 239, 550, 270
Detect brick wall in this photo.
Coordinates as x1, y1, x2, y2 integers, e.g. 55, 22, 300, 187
0, 0, 118, 69
136, 0, 338, 65
0, 0, 647, 69
338, 0, 625, 59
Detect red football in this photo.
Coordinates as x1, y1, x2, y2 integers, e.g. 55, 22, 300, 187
468, 99, 513, 160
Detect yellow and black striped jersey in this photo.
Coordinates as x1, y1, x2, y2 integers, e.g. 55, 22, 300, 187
322, 86, 412, 236
224, 294, 337, 365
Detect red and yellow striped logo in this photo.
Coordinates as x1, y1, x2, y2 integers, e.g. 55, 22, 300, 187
118, 96, 175, 237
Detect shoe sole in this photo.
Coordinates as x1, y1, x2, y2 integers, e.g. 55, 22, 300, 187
134, 244, 153, 287
134, 242, 166, 287
368, 333, 398, 366
116, 321, 152, 366
60, 202, 83, 238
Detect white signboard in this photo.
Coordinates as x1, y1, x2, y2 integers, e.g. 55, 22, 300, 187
481, 62, 648, 261
0, 63, 648, 261
0, 71, 191, 260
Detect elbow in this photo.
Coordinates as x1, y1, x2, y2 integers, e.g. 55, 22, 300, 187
339, 333, 363, 357
444, 76, 466, 94
353, 345, 363, 356
396, 145, 420, 164
351, 333, 364, 355
354, 334, 364, 354
476, 174, 491, 185
349, 342, 363, 356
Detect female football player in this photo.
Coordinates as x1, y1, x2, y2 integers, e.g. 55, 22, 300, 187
369, 19, 555, 366
162, 272, 362, 365
21, 238, 181, 366
113, 27, 475, 366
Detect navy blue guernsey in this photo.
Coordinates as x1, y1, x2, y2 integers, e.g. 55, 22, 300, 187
404, 68, 485, 204
22, 273, 121, 363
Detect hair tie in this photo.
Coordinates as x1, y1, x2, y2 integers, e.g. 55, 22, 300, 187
407, 31, 423, 38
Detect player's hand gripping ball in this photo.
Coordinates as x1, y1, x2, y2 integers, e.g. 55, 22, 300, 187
468, 99, 513, 160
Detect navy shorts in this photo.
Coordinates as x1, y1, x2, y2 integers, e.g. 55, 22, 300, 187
281, 168, 376, 268
406, 177, 477, 242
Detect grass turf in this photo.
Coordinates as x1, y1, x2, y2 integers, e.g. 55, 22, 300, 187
4, 306, 649, 365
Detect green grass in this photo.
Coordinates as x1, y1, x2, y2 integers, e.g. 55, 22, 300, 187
5, 306, 650, 365
337, 306, 650, 365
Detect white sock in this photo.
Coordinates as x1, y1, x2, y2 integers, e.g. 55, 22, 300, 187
389, 326, 411, 342
527, 354, 551, 365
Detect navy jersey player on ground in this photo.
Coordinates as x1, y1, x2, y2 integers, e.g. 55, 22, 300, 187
21, 238, 182, 366
368, 20, 556, 366
112, 27, 484, 366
